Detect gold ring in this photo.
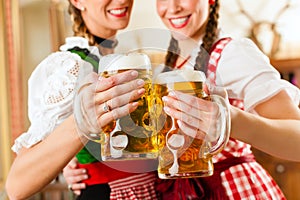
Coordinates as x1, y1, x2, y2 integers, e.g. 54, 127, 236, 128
103, 101, 111, 113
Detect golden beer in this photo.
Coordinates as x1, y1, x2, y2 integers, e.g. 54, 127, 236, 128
99, 53, 158, 161
152, 69, 230, 178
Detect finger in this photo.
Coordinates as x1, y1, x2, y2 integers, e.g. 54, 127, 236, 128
96, 70, 139, 92
64, 168, 87, 178
177, 120, 206, 140
74, 190, 81, 196
163, 96, 218, 121
70, 182, 86, 195
168, 91, 214, 112
68, 173, 89, 184
163, 94, 219, 121
163, 106, 209, 132
97, 102, 139, 128
96, 88, 145, 115
95, 78, 145, 105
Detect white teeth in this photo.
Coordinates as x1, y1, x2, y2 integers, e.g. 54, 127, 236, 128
170, 17, 188, 26
109, 8, 126, 15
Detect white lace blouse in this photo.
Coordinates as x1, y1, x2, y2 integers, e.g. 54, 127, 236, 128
12, 36, 300, 153
12, 37, 96, 153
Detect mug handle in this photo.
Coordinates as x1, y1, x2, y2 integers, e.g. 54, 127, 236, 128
207, 88, 231, 155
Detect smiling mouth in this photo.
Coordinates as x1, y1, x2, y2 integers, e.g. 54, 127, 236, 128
169, 15, 190, 28
108, 8, 128, 17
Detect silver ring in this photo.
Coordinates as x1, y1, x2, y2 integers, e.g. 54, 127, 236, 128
103, 101, 111, 113
68, 184, 73, 191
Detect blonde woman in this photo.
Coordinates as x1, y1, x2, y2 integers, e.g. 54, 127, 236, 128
6, 0, 158, 199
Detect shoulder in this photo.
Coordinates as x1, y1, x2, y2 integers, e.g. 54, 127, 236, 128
222, 37, 264, 55
217, 37, 272, 67
29, 51, 83, 84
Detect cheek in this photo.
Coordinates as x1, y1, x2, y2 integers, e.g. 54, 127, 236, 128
156, 3, 165, 18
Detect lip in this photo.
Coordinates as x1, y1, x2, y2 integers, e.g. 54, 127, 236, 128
168, 15, 191, 29
108, 7, 128, 18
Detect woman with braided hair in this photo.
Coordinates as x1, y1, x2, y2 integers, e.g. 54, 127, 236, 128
6, 0, 159, 199
154, 0, 300, 199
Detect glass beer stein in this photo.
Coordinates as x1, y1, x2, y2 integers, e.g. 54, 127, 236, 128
98, 53, 158, 161
152, 69, 230, 178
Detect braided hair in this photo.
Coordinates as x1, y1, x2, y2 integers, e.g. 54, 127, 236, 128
68, 1, 97, 45
164, 0, 220, 75
163, 36, 180, 72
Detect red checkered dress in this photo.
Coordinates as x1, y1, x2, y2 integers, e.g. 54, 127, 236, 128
207, 37, 286, 200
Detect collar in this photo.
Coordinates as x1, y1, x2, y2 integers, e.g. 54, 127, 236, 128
94, 36, 118, 49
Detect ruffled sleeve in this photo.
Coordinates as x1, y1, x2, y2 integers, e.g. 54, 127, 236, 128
12, 51, 87, 153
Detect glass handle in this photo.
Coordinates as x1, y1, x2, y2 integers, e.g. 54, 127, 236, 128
207, 93, 231, 155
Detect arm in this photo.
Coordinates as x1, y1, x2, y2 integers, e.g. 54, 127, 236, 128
5, 69, 146, 200
231, 90, 300, 161
5, 116, 86, 200
163, 89, 300, 162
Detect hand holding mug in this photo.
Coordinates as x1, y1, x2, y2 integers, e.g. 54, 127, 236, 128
153, 69, 230, 178
73, 69, 146, 141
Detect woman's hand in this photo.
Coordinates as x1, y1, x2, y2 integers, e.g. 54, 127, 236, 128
162, 91, 222, 141
74, 70, 145, 139
63, 158, 88, 196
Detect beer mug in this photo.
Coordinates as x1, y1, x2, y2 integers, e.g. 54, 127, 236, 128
152, 69, 230, 178
98, 53, 158, 161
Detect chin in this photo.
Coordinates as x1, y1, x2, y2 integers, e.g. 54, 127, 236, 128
114, 22, 129, 30
171, 31, 190, 41
118, 24, 129, 30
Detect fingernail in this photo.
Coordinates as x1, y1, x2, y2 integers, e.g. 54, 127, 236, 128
162, 96, 169, 102
138, 88, 145, 94
177, 120, 182, 127
137, 79, 144, 86
132, 102, 139, 107
164, 106, 170, 113
131, 70, 138, 77
84, 175, 89, 179
82, 169, 86, 173
168, 91, 176, 97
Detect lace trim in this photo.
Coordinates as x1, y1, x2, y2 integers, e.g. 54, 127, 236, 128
12, 51, 84, 153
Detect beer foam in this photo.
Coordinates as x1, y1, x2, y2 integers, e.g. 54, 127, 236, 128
154, 69, 206, 84
99, 53, 151, 72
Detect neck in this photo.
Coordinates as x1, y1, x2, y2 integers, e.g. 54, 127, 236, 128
177, 38, 199, 58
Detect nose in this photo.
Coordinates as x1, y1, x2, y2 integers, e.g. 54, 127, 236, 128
168, 0, 182, 13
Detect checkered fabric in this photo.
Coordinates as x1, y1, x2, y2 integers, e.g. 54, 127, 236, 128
109, 172, 158, 200
208, 38, 286, 200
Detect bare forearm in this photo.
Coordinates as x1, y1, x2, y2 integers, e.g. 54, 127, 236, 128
231, 106, 300, 162
6, 115, 87, 200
